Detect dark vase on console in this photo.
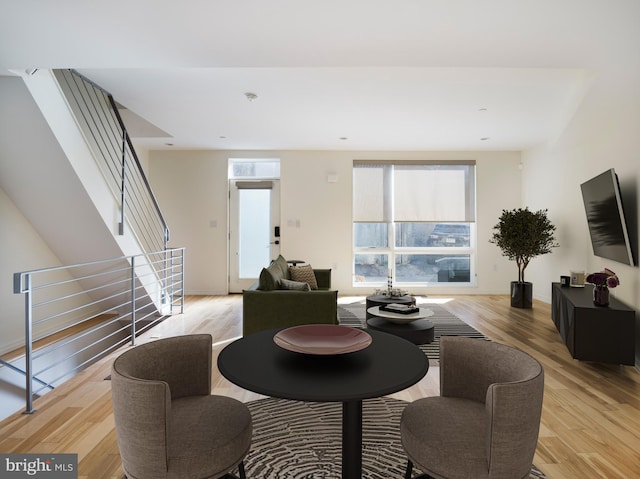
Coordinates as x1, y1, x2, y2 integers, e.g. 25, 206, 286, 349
593, 285, 610, 307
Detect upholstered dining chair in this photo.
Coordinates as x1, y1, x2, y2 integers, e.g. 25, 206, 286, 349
401, 336, 544, 479
111, 334, 252, 479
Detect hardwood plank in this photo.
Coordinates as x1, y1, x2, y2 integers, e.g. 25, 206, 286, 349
0, 294, 639, 478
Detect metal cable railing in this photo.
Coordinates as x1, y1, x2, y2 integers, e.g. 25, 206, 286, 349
11, 248, 185, 414
53, 69, 169, 254
0, 70, 185, 416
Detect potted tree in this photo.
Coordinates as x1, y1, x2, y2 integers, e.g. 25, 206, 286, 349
490, 208, 558, 308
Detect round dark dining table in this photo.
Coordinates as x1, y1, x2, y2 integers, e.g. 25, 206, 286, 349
217, 327, 429, 479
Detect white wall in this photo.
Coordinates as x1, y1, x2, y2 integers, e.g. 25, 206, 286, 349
523, 67, 640, 307
0, 187, 66, 354
149, 149, 522, 296
522, 65, 640, 368
149, 151, 230, 294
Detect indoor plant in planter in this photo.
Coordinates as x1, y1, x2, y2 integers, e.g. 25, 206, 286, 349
490, 207, 558, 308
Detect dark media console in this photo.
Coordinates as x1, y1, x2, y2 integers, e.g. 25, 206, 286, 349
551, 283, 635, 365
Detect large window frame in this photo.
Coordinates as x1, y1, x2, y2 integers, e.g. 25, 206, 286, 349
353, 161, 477, 287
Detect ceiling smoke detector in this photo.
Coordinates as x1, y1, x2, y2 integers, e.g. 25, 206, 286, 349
244, 92, 258, 102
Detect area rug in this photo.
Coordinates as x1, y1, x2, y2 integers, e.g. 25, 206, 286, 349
244, 396, 547, 478
338, 301, 488, 365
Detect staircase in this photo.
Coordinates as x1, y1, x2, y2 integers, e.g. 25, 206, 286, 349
0, 69, 183, 419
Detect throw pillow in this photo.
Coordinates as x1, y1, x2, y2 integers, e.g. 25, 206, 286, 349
289, 264, 318, 290
273, 255, 290, 280
257, 267, 278, 291
279, 278, 311, 291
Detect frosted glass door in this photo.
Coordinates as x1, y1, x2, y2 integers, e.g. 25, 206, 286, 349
238, 189, 270, 277
229, 180, 280, 292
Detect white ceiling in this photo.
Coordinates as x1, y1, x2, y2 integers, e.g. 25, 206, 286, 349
1, 0, 638, 151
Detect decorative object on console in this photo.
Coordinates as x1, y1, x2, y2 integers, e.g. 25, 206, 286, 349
569, 270, 585, 287
560, 275, 571, 287
490, 208, 558, 308
586, 268, 619, 307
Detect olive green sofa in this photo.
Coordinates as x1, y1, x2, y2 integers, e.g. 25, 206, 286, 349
242, 256, 338, 336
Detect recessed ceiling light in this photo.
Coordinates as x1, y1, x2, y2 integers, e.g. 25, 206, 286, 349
165, 142, 174, 146
219, 136, 227, 139
480, 137, 490, 141
339, 137, 348, 141
244, 92, 258, 102
478, 108, 488, 112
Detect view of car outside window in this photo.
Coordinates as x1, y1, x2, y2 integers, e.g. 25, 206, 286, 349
354, 222, 471, 284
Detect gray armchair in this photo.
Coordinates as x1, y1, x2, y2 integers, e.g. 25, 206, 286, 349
401, 336, 544, 479
111, 334, 252, 479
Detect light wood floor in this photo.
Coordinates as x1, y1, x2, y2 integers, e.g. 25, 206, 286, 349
1, 294, 639, 479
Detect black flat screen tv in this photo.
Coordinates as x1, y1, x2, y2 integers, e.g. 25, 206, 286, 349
580, 168, 635, 266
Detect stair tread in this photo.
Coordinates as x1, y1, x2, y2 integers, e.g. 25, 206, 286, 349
0, 314, 118, 364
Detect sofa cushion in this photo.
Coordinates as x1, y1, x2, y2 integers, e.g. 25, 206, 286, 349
279, 278, 311, 291
257, 265, 280, 291
273, 255, 290, 280
289, 265, 318, 290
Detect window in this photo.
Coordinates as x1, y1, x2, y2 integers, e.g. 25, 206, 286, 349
228, 159, 280, 179
353, 161, 476, 286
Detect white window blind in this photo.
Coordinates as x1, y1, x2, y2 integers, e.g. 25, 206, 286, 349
353, 161, 475, 223
353, 164, 390, 222
393, 164, 475, 222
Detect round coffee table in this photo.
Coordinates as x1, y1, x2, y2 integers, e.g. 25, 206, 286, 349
366, 306, 435, 345
365, 294, 415, 319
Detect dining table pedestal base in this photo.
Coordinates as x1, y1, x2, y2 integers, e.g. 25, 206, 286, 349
343, 400, 363, 478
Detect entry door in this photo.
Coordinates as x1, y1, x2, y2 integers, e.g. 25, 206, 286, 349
229, 180, 280, 293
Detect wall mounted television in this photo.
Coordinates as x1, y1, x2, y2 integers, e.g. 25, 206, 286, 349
580, 168, 635, 266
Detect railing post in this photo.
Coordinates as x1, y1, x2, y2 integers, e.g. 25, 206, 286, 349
162, 248, 173, 314
180, 248, 185, 314
118, 129, 127, 235
130, 256, 136, 346
23, 273, 35, 414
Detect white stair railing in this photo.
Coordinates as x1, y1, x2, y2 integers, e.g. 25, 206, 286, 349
11, 248, 185, 414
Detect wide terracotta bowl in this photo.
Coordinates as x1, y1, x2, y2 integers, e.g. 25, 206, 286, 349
274, 324, 372, 355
